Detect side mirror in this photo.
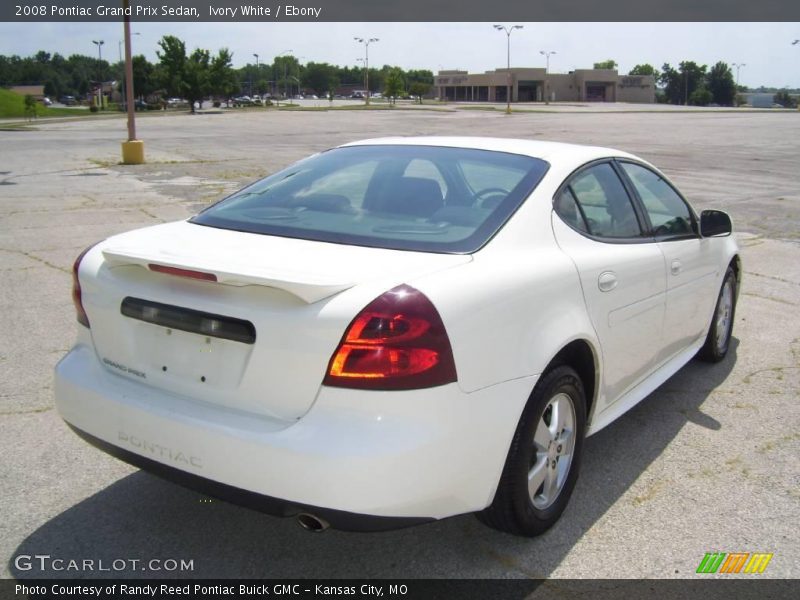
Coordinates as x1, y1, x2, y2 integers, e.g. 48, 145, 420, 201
700, 210, 732, 237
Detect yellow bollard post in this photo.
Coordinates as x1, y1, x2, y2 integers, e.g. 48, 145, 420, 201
121, 140, 145, 164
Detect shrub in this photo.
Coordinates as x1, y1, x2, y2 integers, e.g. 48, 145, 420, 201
689, 87, 713, 106
773, 90, 797, 109
89, 104, 99, 113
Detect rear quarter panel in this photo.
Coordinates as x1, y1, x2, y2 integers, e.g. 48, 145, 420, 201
410, 176, 600, 395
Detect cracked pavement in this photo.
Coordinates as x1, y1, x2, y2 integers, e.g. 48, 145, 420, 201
0, 106, 798, 579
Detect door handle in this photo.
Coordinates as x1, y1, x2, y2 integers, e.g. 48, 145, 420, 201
671, 260, 682, 276
598, 271, 618, 292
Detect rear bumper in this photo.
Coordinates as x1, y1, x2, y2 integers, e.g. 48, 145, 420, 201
55, 343, 536, 526
67, 424, 430, 531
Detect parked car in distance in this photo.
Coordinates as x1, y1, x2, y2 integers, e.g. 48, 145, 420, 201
56, 138, 740, 537
232, 96, 253, 107
119, 99, 149, 111
59, 95, 76, 105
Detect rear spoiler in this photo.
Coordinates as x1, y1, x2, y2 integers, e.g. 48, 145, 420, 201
102, 247, 355, 304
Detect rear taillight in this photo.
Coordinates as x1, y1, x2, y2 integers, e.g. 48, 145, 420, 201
323, 284, 457, 390
71, 242, 100, 328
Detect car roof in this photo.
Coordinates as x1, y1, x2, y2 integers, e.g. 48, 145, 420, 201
339, 136, 640, 167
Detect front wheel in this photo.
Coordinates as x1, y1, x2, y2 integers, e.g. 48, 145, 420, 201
478, 365, 586, 537
697, 266, 737, 363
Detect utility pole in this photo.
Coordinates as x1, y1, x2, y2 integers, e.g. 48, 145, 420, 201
120, 1, 144, 164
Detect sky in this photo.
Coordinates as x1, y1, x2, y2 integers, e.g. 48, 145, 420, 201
1, 22, 799, 88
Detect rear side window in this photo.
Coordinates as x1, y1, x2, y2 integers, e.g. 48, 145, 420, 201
192, 145, 549, 253
619, 162, 695, 238
554, 188, 589, 233
560, 163, 642, 238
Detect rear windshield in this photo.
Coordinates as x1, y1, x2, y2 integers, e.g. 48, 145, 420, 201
191, 145, 549, 253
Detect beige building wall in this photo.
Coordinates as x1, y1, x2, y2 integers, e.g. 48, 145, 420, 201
436, 68, 655, 104
617, 75, 656, 103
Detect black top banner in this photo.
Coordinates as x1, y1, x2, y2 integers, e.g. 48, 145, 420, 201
3, 0, 800, 22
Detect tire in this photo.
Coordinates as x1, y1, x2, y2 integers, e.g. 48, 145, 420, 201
697, 266, 737, 363
478, 365, 587, 537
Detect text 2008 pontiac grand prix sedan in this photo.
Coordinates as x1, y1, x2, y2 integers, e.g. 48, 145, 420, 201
55, 137, 739, 536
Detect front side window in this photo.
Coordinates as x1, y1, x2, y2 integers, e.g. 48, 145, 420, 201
192, 145, 549, 253
620, 162, 695, 238
562, 163, 642, 239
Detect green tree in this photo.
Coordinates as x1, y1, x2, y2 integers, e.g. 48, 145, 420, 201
706, 61, 736, 106
23, 94, 37, 120
66, 54, 102, 99
302, 62, 338, 96
659, 64, 681, 104
383, 68, 404, 105
660, 61, 707, 105
629, 63, 660, 82
593, 59, 618, 70
210, 48, 237, 104
131, 55, 155, 99
409, 81, 431, 103
183, 48, 210, 112
272, 54, 299, 97
405, 69, 434, 85
156, 35, 187, 100
368, 67, 385, 94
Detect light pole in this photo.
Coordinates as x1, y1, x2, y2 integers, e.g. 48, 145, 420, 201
493, 24, 523, 114
118, 33, 139, 64
354, 37, 378, 106
118, 33, 139, 107
731, 62, 745, 88
253, 53, 259, 97
540, 50, 556, 104
93, 39, 104, 61
92, 39, 104, 107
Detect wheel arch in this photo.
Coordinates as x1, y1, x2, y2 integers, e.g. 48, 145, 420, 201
730, 253, 742, 297
544, 338, 599, 424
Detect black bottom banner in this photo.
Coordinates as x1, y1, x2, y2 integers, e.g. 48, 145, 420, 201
4, 579, 798, 600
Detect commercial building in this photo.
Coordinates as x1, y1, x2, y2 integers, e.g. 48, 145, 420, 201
435, 68, 655, 103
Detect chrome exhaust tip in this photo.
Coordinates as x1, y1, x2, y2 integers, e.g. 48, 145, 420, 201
297, 512, 330, 532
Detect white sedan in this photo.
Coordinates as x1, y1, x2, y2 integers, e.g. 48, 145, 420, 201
56, 137, 740, 536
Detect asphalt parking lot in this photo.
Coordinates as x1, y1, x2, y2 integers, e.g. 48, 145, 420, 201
1, 105, 798, 579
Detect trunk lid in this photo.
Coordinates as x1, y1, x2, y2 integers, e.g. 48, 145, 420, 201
80, 221, 471, 421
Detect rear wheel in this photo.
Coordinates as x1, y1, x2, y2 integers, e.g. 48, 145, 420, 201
478, 365, 586, 537
697, 266, 737, 363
